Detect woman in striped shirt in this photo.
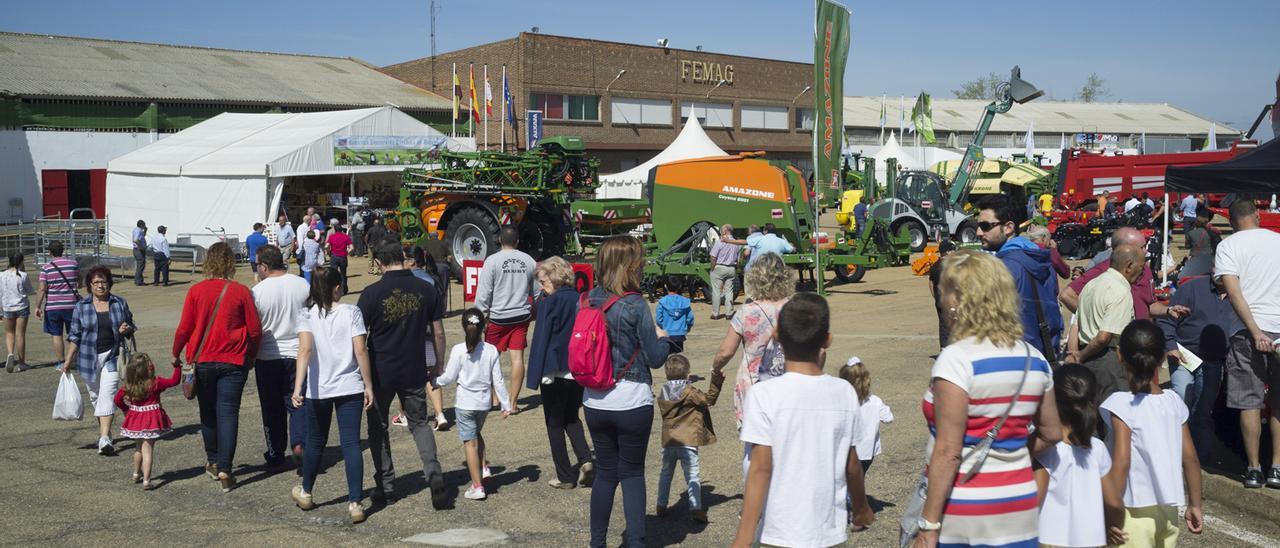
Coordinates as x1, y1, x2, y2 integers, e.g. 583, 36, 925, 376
911, 251, 1063, 547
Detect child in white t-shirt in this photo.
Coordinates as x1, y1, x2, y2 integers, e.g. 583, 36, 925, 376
838, 356, 893, 473
1101, 320, 1203, 546
733, 294, 874, 548
1034, 364, 1112, 547
434, 309, 512, 501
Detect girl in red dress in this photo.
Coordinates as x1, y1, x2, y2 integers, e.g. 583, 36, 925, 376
114, 353, 181, 490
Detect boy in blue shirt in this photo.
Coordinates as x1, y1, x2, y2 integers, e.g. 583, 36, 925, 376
656, 277, 694, 353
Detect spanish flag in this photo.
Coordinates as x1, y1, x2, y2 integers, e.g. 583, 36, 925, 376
452, 67, 461, 121
469, 64, 480, 124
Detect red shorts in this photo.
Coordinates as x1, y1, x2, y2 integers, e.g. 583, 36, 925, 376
485, 321, 530, 352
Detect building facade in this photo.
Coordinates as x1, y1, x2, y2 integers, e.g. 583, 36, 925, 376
382, 33, 817, 173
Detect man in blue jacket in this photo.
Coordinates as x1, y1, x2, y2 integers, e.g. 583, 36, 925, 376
975, 195, 1064, 361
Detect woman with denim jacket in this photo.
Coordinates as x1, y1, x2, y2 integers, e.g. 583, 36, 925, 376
582, 236, 673, 548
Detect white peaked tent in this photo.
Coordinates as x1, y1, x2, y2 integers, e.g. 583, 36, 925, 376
106, 107, 467, 247
596, 116, 730, 199
873, 132, 924, 176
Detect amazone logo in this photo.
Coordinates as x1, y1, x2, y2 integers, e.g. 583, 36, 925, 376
721, 186, 775, 199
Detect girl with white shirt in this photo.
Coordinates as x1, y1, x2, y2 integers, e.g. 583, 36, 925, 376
289, 267, 374, 524
1102, 320, 1204, 546
1, 253, 35, 372
435, 308, 513, 501
1034, 364, 1112, 547
837, 356, 893, 473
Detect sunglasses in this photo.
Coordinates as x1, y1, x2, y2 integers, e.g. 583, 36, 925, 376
975, 220, 1008, 232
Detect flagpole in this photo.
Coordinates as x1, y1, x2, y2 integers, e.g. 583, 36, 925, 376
468, 63, 474, 140
451, 63, 456, 138
501, 66, 507, 153
484, 65, 490, 151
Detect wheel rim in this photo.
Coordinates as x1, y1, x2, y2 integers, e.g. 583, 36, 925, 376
960, 226, 978, 244
452, 223, 488, 263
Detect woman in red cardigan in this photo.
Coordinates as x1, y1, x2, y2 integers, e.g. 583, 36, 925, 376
172, 242, 262, 492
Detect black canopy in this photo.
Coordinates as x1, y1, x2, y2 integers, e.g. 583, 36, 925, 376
1165, 138, 1280, 193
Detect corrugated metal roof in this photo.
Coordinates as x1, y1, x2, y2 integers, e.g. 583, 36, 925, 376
844, 96, 1239, 136
0, 32, 451, 110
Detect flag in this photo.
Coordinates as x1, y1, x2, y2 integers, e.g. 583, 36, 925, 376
484, 70, 493, 117
1140, 131, 1147, 154
1059, 132, 1066, 151
469, 64, 480, 124
898, 95, 906, 136
1024, 120, 1035, 159
1204, 122, 1216, 150
813, 0, 851, 202
503, 68, 515, 125
452, 67, 461, 121
878, 95, 886, 129
911, 92, 935, 144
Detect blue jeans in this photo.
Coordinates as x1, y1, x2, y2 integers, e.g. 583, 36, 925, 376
303, 270, 312, 284
254, 358, 307, 465
195, 362, 249, 472
1171, 361, 1223, 462
302, 392, 365, 503
585, 405, 653, 548
656, 446, 701, 510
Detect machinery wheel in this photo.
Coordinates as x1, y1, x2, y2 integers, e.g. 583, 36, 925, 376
956, 221, 979, 245
446, 207, 500, 278
832, 263, 866, 284
894, 219, 928, 253
517, 210, 564, 261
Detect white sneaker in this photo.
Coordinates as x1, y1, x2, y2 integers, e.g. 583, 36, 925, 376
463, 484, 486, 500
482, 465, 492, 479
97, 436, 115, 456
433, 415, 450, 431
5, 354, 14, 373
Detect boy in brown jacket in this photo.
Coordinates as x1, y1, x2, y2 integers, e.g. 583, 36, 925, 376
656, 354, 724, 523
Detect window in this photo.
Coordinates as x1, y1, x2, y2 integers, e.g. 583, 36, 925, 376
680, 102, 733, 128
741, 105, 788, 129
795, 107, 815, 130
529, 92, 599, 121
611, 97, 672, 126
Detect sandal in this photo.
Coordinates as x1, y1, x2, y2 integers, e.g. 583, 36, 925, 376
142, 480, 154, 491
132, 473, 142, 484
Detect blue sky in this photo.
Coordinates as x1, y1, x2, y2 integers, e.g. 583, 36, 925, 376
5, 0, 1277, 140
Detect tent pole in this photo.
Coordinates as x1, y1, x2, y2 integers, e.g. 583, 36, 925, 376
1162, 193, 1169, 287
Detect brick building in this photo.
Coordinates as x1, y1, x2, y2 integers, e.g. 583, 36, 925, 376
382, 33, 816, 173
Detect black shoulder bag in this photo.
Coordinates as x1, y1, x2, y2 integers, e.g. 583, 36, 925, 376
1027, 280, 1060, 369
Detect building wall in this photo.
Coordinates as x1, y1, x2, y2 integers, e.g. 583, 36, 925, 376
383, 34, 814, 162
0, 129, 162, 223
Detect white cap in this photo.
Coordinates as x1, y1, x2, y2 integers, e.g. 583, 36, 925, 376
846, 356, 862, 367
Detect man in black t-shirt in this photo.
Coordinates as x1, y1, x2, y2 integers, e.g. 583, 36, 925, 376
365, 218, 388, 275
357, 243, 448, 509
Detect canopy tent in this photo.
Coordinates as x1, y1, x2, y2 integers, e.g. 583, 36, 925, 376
596, 116, 729, 199
1165, 137, 1280, 193
106, 107, 467, 247
872, 133, 923, 180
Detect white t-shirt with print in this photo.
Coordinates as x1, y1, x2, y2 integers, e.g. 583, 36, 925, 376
1214, 228, 1280, 332
252, 273, 311, 360
1100, 390, 1189, 508
1035, 438, 1112, 547
740, 372, 861, 548
297, 303, 367, 399
853, 394, 892, 460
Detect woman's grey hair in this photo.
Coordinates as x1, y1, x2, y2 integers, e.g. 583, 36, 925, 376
743, 253, 796, 302
1025, 224, 1051, 244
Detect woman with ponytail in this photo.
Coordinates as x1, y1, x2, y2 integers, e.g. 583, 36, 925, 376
434, 308, 512, 501
1100, 320, 1204, 546
1033, 364, 1112, 547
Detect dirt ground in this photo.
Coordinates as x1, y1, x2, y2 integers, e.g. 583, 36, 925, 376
2, 243, 1279, 546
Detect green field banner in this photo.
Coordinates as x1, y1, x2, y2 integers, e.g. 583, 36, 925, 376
814, 0, 851, 197
333, 135, 449, 166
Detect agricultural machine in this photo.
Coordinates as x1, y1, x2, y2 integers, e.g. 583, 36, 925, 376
397, 136, 612, 275
867, 66, 1046, 251
640, 152, 910, 297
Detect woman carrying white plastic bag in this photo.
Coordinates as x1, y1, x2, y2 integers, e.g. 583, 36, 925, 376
54, 371, 83, 421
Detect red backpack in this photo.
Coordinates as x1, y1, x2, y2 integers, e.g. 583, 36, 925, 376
568, 292, 639, 390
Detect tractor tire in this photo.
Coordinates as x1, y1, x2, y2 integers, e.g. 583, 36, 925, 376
517, 210, 564, 261
955, 221, 979, 245
832, 263, 866, 284
446, 206, 501, 279
894, 219, 928, 253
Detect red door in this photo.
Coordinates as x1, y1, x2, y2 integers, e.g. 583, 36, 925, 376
42, 170, 69, 218
89, 169, 107, 219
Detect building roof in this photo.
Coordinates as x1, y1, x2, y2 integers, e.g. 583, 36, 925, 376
0, 32, 451, 110
843, 96, 1239, 136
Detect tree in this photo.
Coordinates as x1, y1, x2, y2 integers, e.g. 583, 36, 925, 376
952, 72, 1002, 100
1077, 73, 1109, 103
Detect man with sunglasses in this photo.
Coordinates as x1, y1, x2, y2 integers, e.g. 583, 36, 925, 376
975, 194, 1063, 362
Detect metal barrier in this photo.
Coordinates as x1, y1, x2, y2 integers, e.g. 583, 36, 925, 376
0, 210, 108, 267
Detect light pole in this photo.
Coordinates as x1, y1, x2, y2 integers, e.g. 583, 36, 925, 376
605, 69, 627, 92
700, 79, 727, 124
790, 85, 812, 106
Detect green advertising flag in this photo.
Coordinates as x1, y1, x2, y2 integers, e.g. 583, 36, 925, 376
911, 92, 936, 144
813, 0, 850, 196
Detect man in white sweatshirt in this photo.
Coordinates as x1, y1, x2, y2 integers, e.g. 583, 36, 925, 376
475, 227, 537, 413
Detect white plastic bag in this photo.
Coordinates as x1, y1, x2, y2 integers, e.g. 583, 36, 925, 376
53, 372, 83, 421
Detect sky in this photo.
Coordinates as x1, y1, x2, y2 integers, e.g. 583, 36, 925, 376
5, 0, 1277, 140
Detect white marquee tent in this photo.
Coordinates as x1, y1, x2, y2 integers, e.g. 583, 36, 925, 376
872, 132, 923, 175
106, 107, 467, 247
596, 116, 730, 199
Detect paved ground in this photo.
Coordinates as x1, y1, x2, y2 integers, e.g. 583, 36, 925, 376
3, 247, 1280, 546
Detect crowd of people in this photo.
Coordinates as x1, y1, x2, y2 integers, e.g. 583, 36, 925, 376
16, 191, 1278, 547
